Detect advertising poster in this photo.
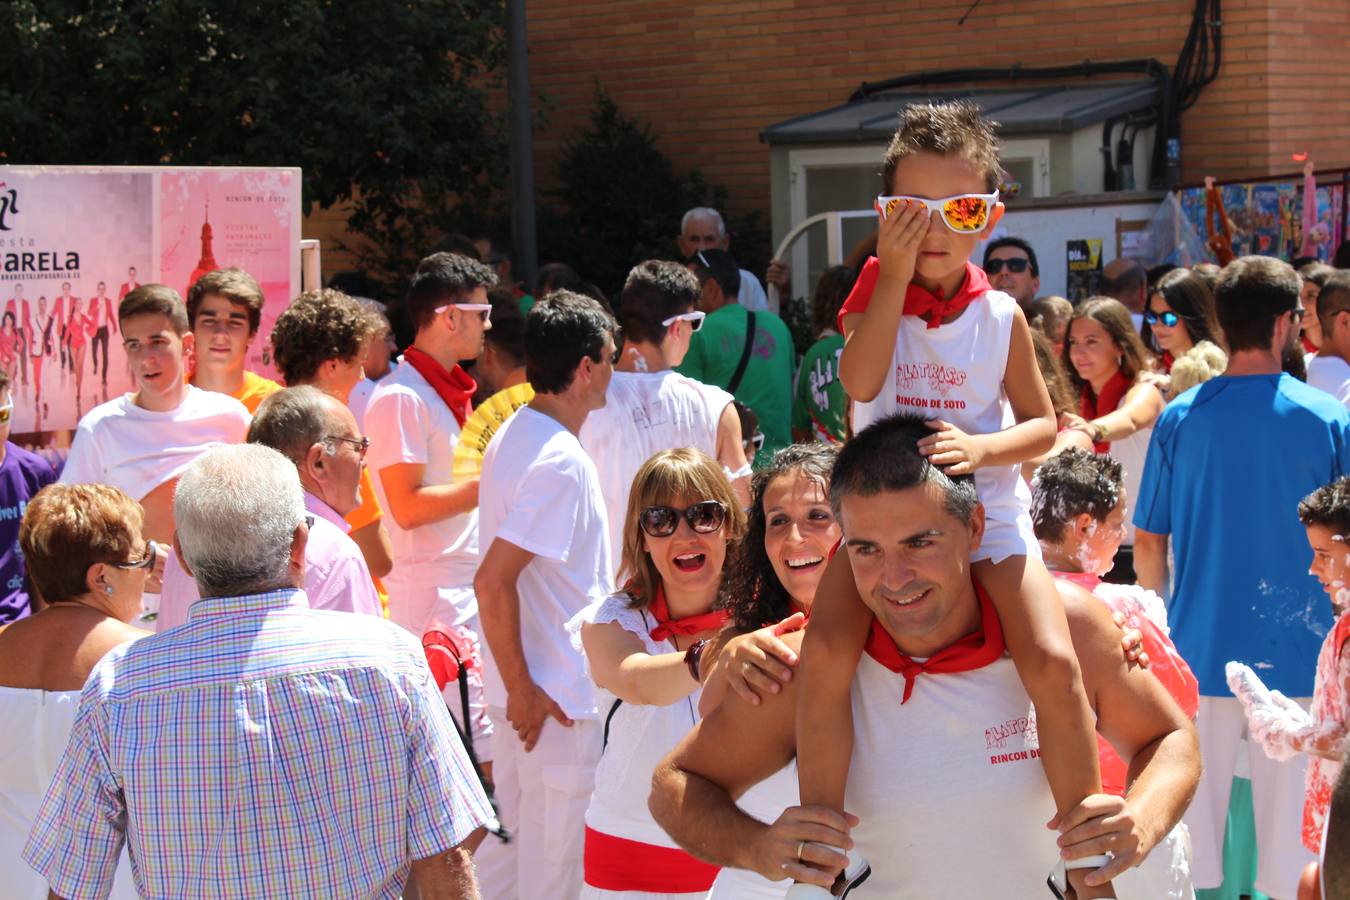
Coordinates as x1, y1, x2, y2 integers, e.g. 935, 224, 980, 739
1301, 180, 1343, 261
0, 166, 300, 435
1066, 238, 1103, 302
1177, 178, 1341, 264
159, 169, 299, 377
0, 170, 152, 433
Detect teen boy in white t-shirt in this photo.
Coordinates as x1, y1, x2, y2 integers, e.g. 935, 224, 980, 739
475, 291, 619, 900
61, 285, 250, 548
582, 259, 751, 564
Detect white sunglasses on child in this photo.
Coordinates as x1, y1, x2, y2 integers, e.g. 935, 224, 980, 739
661, 311, 706, 332
875, 191, 999, 234
434, 303, 492, 324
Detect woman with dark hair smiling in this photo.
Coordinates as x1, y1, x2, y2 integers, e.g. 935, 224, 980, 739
1061, 297, 1165, 583
696, 443, 841, 899
572, 448, 746, 899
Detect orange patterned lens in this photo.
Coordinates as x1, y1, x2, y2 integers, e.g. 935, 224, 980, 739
879, 197, 903, 219
941, 196, 990, 232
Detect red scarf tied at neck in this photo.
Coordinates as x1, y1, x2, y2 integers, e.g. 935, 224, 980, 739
1079, 370, 1131, 453
404, 346, 477, 428
863, 577, 1006, 704
836, 258, 992, 332
647, 584, 728, 643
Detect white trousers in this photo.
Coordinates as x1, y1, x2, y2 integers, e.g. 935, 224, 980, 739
1184, 696, 1314, 896
479, 705, 601, 900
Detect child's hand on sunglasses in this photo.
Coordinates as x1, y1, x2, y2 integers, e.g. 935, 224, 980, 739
875, 198, 931, 292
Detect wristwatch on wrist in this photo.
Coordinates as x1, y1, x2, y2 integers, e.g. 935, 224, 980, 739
1091, 422, 1108, 443
685, 639, 708, 683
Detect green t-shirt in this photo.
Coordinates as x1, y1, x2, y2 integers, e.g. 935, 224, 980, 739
793, 332, 846, 444
676, 303, 794, 466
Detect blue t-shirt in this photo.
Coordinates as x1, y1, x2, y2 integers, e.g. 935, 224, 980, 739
1134, 374, 1350, 696
0, 442, 56, 623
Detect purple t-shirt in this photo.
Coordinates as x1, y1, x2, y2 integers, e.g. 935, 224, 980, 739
0, 442, 57, 623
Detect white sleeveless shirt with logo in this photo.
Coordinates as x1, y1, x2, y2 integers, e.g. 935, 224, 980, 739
845, 651, 1059, 896
851, 291, 1037, 563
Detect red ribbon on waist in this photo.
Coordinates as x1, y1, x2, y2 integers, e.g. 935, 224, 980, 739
584, 826, 721, 892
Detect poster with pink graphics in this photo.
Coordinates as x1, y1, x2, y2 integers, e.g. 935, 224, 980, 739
158, 168, 301, 380
0, 165, 300, 438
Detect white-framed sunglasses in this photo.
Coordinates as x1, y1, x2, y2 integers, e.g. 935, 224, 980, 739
0, 401, 12, 425
434, 303, 493, 324
875, 191, 999, 234
661, 310, 706, 332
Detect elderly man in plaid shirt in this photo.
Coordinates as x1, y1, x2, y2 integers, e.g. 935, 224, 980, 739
24, 444, 491, 899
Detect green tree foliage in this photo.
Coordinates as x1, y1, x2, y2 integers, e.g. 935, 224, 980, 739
0, 0, 506, 290
541, 89, 766, 300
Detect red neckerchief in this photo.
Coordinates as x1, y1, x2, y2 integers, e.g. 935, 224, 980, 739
404, 346, 476, 428
837, 257, 992, 332
863, 576, 1005, 704
1303, 335, 1319, 356
1161, 350, 1175, 374
647, 584, 729, 642
1079, 370, 1131, 452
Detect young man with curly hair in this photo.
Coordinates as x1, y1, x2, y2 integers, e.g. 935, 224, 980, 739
270, 288, 395, 599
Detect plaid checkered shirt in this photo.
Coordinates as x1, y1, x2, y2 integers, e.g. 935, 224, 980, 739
24, 589, 491, 899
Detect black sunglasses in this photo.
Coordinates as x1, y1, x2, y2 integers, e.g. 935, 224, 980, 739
984, 257, 1030, 275
639, 500, 727, 538
1144, 310, 1181, 328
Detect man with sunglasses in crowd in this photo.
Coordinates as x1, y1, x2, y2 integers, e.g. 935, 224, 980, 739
475, 291, 621, 900
582, 260, 752, 567
982, 236, 1041, 311
367, 253, 495, 638
0, 368, 56, 623
678, 248, 794, 467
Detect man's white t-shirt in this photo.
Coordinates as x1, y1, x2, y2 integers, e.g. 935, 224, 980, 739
59, 386, 249, 500
579, 370, 728, 567
364, 360, 479, 620
477, 406, 613, 720
847, 652, 1058, 895
1306, 354, 1350, 407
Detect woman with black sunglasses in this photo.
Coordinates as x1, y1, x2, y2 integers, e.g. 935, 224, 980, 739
570, 447, 746, 898
1142, 268, 1223, 374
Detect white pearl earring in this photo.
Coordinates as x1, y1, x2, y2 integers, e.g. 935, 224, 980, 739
105, 586, 114, 595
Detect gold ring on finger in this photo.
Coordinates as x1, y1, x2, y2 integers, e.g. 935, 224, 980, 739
796, 840, 806, 861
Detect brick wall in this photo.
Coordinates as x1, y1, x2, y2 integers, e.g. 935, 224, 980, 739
303, 0, 1350, 280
